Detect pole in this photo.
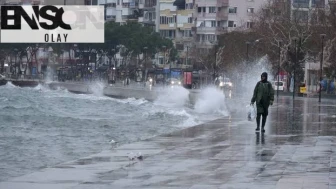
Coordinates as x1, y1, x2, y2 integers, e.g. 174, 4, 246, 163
246, 42, 249, 63
214, 45, 217, 80
319, 34, 325, 103
277, 41, 281, 101
293, 38, 297, 100
186, 46, 189, 66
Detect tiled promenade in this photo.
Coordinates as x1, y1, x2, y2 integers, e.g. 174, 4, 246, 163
1, 96, 336, 189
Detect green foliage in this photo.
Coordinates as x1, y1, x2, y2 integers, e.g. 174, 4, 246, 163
1, 21, 177, 62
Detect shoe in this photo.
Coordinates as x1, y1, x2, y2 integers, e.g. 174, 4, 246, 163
262, 129, 265, 133
255, 127, 260, 132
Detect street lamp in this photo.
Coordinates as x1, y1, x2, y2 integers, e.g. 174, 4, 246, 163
186, 45, 189, 66
13, 48, 18, 76
292, 37, 298, 100
319, 34, 326, 103
277, 40, 282, 101
246, 39, 262, 63
213, 41, 218, 80
246, 41, 251, 63
111, 48, 115, 69
162, 45, 167, 79
144, 46, 148, 85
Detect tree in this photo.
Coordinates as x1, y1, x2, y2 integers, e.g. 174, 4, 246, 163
217, 31, 264, 76
252, 0, 327, 91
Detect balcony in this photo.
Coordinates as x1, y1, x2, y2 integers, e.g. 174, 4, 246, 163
195, 0, 228, 7
160, 23, 177, 30
143, 17, 155, 25
197, 11, 228, 20
196, 27, 227, 35
139, 0, 156, 10
292, 2, 309, 9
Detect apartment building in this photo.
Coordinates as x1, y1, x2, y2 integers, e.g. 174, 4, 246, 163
97, 0, 158, 26
227, 0, 268, 31
157, 0, 194, 67
194, 0, 229, 48
290, 0, 327, 23
98, 0, 140, 23
3, 0, 86, 5
139, 0, 157, 28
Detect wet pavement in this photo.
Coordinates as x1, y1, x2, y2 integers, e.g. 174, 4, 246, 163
1, 96, 336, 189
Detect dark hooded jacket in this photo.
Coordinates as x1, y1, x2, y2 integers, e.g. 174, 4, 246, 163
251, 72, 275, 114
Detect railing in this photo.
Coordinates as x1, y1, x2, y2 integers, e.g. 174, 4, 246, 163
197, 11, 228, 20
196, 27, 227, 34
195, 0, 228, 7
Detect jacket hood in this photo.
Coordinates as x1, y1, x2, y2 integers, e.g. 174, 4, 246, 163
261, 72, 268, 82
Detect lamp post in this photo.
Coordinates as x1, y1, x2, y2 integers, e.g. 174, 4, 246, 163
277, 40, 282, 101
186, 45, 189, 66
292, 37, 298, 100
111, 48, 115, 69
144, 46, 148, 85
319, 34, 326, 103
246, 41, 250, 63
73, 44, 78, 81
213, 41, 218, 81
162, 45, 167, 79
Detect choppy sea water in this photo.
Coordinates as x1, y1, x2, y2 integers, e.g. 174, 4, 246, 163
0, 82, 229, 181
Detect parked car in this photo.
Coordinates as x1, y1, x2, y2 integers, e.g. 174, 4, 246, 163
273, 81, 285, 91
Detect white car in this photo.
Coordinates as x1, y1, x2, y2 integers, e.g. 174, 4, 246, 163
218, 78, 233, 89
273, 81, 284, 91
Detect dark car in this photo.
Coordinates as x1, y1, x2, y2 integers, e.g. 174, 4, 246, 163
166, 78, 182, 87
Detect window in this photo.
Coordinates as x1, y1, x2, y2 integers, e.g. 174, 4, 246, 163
183, 30, 191, 37
160, 30, 176, 38
106, 3, 116, 7
188, 17, 193, 23
209, 7, 216, 13
293, 0, 309, 8
228, 21, 236, 27
207, 34, 216, 42
168, 17, 173, 23
122, 3, 130, 8
160, 16, 168, 24
229, 7, 237, 13
186, 3, 194, 9
293, 10, 309, 22
247, 8, 254, 13
247, 21, 254, 28
211, 21, 216, 27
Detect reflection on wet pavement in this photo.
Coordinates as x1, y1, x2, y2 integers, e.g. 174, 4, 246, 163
1, 96, 336, 189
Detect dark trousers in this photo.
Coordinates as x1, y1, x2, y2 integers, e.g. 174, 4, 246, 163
256, 113, 267, 128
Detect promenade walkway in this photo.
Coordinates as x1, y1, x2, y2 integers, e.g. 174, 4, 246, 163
1, 96, 336, 189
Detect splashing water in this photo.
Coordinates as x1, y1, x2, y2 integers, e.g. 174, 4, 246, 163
231, 55, 273, 99
194, 86, 229, 115
89, 81, 106, 97
154, 86, 190, 108
4, 82, 17, 88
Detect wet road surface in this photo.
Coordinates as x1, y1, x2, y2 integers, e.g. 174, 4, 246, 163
1, 96, 336, 189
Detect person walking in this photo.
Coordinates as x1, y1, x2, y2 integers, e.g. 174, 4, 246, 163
251, 72, 274, 133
